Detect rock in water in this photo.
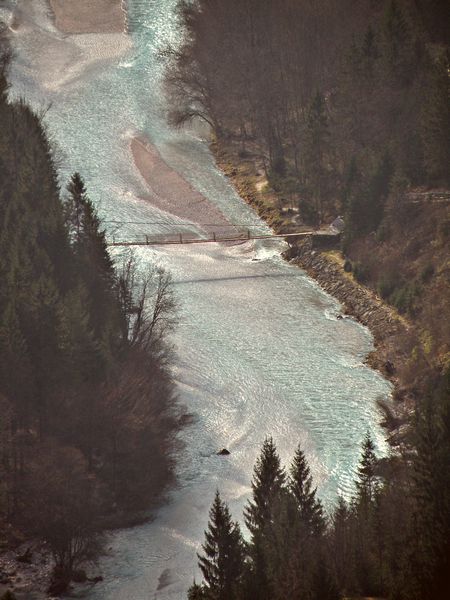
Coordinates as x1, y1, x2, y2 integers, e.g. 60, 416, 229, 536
217, 448, 230, 456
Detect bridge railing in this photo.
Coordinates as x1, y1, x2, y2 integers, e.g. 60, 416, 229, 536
107, 228, 325, 247
108, 228, 258, 246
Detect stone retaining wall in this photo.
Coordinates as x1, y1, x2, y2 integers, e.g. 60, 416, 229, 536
286, 239, 408, 381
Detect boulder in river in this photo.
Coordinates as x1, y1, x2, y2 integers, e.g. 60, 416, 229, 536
217, 448, 230, 456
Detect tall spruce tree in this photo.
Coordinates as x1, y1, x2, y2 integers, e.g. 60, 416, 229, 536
355, 432, 379, 506
312, 554, 340, 600
289, 445, 325, 535
382, 0, 415, 84
244, 438, 285, 600
366, 153, 393, 232
193, 491, 244, 600
303, 92, 330, 222
352, 432, 381, 595
187, 582, 206, 600
0, 302, 34, 426
408, 373, 450, 599
65, 173, 122, 364
244, 437, 285, 536
331, 497, 356, 594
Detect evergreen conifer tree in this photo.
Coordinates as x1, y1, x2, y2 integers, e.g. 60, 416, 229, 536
289, 445, 325, 535
244, 438, 285, 600
366, 153, 393, 231
352, 432, 381, 595
187, 582, 206, 599
312, 555, 340, 600
195, 491, 244, 600
65, 173, 122, 359
331, 497, 356, 593
56, 285, 101, 387
362, 25, 379, 73
303, 92, 330, 222
382, 0, 414, 83
244, 437, 285, 536
0, 302, 34, 425
355, 432, 378, 506
408, 373, 450, 598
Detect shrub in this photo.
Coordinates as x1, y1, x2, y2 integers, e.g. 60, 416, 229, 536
344, 259, 353, 272
438, 219, 450, 242
353, 262, 371, 284
299, 198, 320, 227
377, 274, 398, 299
375, 222, 389, 242
420, 263, 435, 282
389, 282, 421, 314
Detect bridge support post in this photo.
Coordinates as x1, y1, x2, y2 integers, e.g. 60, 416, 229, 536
213, 232, 216, 242
179, 233, 183, 244
247, 229, 250, 239
146, 235, 149, 245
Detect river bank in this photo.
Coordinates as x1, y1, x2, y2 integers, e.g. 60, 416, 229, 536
213, 140, 414, 438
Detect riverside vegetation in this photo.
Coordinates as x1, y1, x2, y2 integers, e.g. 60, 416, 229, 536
164, 0, 450, 598
0, 41, 180, 594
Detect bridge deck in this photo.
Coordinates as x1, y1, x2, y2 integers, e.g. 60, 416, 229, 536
107, 230, 328, 247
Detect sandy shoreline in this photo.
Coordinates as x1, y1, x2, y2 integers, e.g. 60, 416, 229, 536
131, 137, 234, 235
49, 0, 126, 33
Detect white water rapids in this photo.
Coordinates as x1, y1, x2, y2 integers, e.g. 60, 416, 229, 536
3, 1, 391, 598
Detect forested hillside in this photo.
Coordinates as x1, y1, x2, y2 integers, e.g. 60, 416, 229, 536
0, 45, 179, 593
165, 1, 450, 598
166, 0, 449, 191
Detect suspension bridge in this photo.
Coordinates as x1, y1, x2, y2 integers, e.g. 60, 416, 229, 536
105, 222, 339, 247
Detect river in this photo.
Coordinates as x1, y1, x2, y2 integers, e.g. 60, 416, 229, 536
4, 1, 391, 598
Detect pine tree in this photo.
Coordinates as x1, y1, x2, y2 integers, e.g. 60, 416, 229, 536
244, 437, 285, 536
352, 432, 381, 596
408, 373, 450, 599
366, 152, 393, 231
195, 491, 245, 600
65, 173, 122, 359
0, 302, 34, 425
302, 92, 330, 222
243, 438, 285, 600
383, 0, 409, 63
65, 173, 87, 242
355, 432, 378, 506
312, 555, 340, 600
361, 25, 380, 84
362, 25, 379, 64
56, 285, 101, 386
66, 174, 115, 290
341, 156, 359, 212
331, 497, 356, 594
382, 0, 415, 83
187, 582, 206, 600
289, 445, 325, 535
